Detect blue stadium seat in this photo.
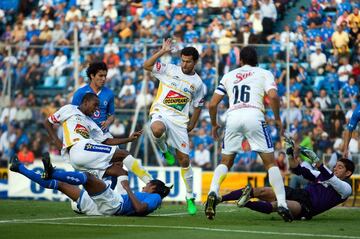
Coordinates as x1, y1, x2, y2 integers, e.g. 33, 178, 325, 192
0, 0, 19, 10
300, 62, 309, 70
258, 63, 268, 69
43, 76, 56, 87
57, 76, 67, 88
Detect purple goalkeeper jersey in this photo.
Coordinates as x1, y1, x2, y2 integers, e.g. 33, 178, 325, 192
292, 164, 352, 217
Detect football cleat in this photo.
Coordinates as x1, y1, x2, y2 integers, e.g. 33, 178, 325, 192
163, 151, 176, 166
205, 191, 218, 220
300, 147, 320, 165
237, 184, 252, 208
186, 197, 197, 215
277, 206, 294, 222
9, 155, 20, 172
41, 152, 55, 179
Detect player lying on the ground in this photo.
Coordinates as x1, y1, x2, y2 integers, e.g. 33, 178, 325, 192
218, 138, 354, 220
10, 155, 170, 216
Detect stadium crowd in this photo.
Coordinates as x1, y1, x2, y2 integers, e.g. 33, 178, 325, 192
0, 0, 359, 174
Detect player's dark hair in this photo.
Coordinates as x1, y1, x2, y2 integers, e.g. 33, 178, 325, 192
240, 46, 258, 66
81, 92, 98, 104
86, 62, 107, 80
181, 47, 199, 62
339, 158, 355, 177
150, 179, 171, 199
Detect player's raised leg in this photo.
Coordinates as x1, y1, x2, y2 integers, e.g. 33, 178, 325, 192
150, 120, 175, 165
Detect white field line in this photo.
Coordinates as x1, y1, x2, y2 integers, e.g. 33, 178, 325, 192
15, 221, 360, 239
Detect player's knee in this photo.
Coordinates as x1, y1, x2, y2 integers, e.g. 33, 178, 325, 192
151, 127, 164, 138
112, 149, 130, 162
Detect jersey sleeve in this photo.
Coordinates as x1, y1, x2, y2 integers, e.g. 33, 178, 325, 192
193, 83, 205, 108
71, 89, 84, 106
318, 165, 352, 199
215, 77, 227, 95
152, 62, 170, 81
142, 194, 162, 214
347, 106, 360, 132
48, 105, 73, 125
264, 70, 277, 93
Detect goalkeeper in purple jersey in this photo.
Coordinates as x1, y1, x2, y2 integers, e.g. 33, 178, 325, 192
218, 138, 354, 220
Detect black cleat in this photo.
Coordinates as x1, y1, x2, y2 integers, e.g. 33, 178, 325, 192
205, 191, 218, 220
277, 206, 294, 222
9, 155, 20, 172
41, 152, 54, 179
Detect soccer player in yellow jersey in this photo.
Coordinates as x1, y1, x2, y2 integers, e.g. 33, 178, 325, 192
144, 39, 205, 215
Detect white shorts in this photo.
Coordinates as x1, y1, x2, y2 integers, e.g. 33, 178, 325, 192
76, 183, 124, 216
222, 109, 274, 154
150, 113, 189, 154
69, 139, 117, 178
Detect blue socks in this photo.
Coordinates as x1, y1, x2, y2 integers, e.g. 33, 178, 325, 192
18, 164, 58, 190
51, 169, 87, 185
18, 164, 87, 189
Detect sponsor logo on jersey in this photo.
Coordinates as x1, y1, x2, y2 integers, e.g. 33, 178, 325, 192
234, 72, 253, 84
156, 62, 163, 72
163, 90, 189, 111
84, 143, 112, 153
74, 124, 90, 138
173, 76, 180, 80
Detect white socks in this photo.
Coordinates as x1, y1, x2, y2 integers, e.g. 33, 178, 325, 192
209, 164, 228, 196
181, 165, 194, 199
268, 166, 287, 208
123, 155, 153, 184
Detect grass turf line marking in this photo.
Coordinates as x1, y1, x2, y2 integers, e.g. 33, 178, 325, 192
21, 221, 360, 239
0, 209, 239, 222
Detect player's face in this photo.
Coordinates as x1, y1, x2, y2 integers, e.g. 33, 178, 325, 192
91, 70, 107, 88
333, 161, 350, 180
84, 98, 99, 116
142, 183, 156, 193
180, 55, 196, 75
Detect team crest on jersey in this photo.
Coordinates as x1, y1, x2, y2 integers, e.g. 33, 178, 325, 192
104, 101, 108, 106
93, 109, 100, 118
163, 90, 189, 111
74, 124, 90, 138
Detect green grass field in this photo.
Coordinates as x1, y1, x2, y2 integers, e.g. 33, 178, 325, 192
1, 200, 360, 239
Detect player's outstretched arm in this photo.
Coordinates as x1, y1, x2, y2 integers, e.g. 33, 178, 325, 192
342, 130, 352, 157
103, 130, 143, 145
209, 93, 224, 140
267, 89, 283, 135
43, 119, 63, 150
143, 38, 172, 71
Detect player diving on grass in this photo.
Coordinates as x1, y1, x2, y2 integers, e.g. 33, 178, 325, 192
10, 154, 170, 216
205, 46, 292, 221
143, 39, 205, 215
217, 137, 354, 220
43, 92, 153, 184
